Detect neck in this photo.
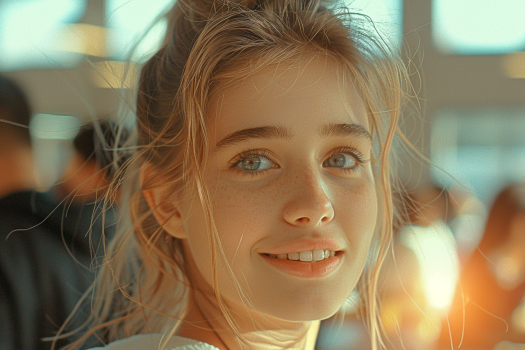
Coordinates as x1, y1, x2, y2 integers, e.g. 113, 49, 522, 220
0, 146, 37, 198
177, 243, 320, 350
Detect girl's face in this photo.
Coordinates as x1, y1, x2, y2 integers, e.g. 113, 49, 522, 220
178, 55, 378, 321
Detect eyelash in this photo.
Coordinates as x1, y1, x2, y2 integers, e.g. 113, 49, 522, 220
229, 147, 368, 177
228, 149, 276, 177
327, 146, 368, 173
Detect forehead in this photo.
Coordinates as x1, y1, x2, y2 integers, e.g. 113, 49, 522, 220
207, 54, 368, 139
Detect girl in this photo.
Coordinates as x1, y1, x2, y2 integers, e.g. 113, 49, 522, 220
64, 0, 406, 349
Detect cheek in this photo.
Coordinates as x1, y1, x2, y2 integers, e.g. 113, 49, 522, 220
210, 182, 277, 248
336, 180, 378, 252
182, 181, 276, 281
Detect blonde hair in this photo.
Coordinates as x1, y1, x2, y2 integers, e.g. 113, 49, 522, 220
62, 1, 410, 349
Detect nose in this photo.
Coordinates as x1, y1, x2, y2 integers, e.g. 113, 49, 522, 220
282, 173, 335, 227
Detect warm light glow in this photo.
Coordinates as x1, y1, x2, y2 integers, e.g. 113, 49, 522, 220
417, 315, 441, 343
502, 52, 525, 79
493, 256, 521, 290
91, 61, 139, 89
426, 276, 456, 309
400, 223, 460, 310
380, 299, 403, 335
54, 23, 108, 57
512, 302, 525, 334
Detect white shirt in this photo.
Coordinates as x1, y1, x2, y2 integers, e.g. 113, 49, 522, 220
88, 334, 219, 350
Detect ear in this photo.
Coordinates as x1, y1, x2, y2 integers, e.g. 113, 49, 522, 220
140, 166, 187, 240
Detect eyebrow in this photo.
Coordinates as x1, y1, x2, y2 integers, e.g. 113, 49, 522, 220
214, 122, 372, 151
215, 125, 293, 151
320, 122, 372, 141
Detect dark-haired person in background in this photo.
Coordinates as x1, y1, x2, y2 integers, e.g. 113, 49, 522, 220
54, 122, 125, 205
0, 74, 116, 350
0, 74, 36, 198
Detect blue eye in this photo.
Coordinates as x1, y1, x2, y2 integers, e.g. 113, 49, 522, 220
237, 156, 274, 171
324, 153, 358, 169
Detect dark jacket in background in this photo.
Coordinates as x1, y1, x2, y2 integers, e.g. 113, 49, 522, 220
0, 190, 115, 350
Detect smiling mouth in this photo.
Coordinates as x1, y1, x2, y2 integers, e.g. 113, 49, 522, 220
262, 249, 337, 262
260, 250, 343, 278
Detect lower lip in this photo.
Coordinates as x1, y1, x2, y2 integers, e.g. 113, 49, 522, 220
260, 253, 343, 278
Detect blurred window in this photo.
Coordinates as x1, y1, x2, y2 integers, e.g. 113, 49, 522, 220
29, 114, 81, 188
342, 0, 403, 49
0, 0, 173, 71
105, 0, 173, 63
0, 0, 87, 71
432, 0, 525, 55
431, 107, 525, 201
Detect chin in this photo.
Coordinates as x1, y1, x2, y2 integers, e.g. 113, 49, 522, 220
258, 287, 352, 322
290, 305, 342, 322
268, 304, 343, 323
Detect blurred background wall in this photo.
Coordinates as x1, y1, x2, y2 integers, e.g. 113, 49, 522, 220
403, 0, 525, 201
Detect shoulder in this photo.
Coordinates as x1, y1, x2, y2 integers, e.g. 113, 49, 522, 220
88, 334, 219, 350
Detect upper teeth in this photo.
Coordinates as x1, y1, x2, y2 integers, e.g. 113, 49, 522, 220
267, 250, 336, 262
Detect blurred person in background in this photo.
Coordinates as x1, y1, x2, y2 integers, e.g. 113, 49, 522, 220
379, 185, 459, 349
440, 183, 525, 349
0, 74, 36, 198
54, 122, 125, 205
0, 73, 117, 350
